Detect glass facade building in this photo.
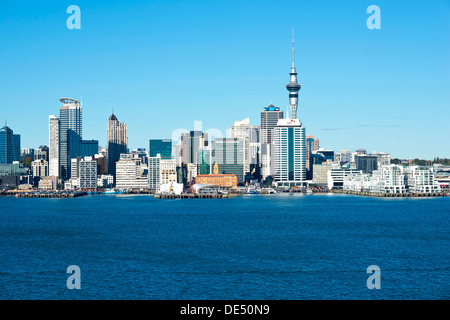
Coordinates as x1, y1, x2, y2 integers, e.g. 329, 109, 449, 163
149, 139, 172, 159
59, 98, 82, 180
0, 126, 20, 164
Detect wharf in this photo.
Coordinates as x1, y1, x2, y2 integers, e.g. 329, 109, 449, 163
155, 193, 228, 199
15, 191, 88, 198
332, 189, 449, 197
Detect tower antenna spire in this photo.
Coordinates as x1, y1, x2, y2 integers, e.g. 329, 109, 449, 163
292, 26, 295, 69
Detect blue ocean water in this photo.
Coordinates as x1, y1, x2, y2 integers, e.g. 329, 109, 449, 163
0, 193, 448, 300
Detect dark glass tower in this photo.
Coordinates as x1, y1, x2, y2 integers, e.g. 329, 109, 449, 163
59, 98, 82, 180
0, 125, 20, 164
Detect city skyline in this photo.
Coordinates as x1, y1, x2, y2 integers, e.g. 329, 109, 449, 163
1, 0, 449, 159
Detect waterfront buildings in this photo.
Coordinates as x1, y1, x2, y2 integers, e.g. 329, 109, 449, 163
405, 166, 440, 193
116, 154, 149, 190
59, 98, 82, 181
38, 175, 58, 190
107, 113, 128, 178
327, 168, 363, 189
343, 165, 441, 194
195, 163, 238, 189
97, 174, 114, 188
0, 124, 21, 164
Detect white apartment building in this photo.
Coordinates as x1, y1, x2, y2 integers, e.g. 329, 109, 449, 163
327, 168, 363, 189
344, 165, 439, 194
405, 166, 440, 193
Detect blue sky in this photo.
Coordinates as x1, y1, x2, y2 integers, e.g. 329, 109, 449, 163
0, 0, 449, 159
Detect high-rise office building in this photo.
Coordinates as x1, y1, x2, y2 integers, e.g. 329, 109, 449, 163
0, 124, 20, 164
107, 113, 127, 177
260, 105, 283, 145
59, 98, 82, 180
211, 138, 245, 183
149, 139, 172, 159
49, 115, 60, 178
273, 119, 306, 186
180, 131, 208, 165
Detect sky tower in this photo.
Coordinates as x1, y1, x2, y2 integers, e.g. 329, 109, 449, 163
286, 28, 301, 120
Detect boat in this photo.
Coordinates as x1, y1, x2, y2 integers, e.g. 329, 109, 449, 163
103, 188, 124, 195
306, 189, 313, 194
245, 187, 258, 194
265, 188, 277, 194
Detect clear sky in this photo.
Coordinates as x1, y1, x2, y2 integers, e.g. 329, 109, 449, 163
1, 0, 449, 159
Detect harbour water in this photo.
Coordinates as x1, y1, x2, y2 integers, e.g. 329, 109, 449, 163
0, 193, 448, 299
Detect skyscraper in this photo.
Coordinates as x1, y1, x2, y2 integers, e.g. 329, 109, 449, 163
48, 115, 60, 177
0, 124, 20, 164
59, 98, 82, 180
260, 105, 283, 145
107, 113, 128, 178
273, 119, 306, 185
286, 29, 301, 120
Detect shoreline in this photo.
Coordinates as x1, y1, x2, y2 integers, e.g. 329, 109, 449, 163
1, 189, 448, 199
